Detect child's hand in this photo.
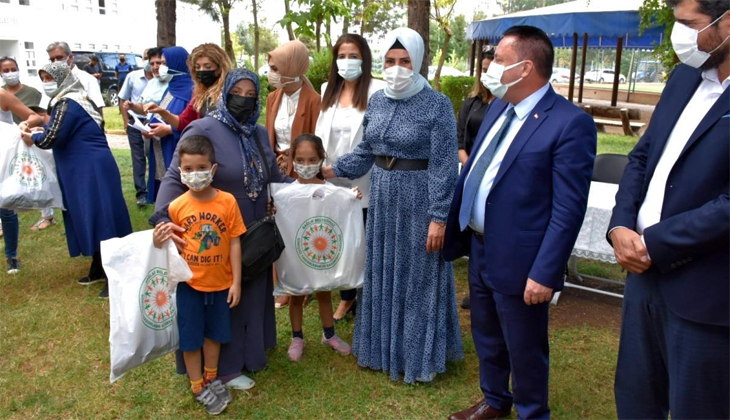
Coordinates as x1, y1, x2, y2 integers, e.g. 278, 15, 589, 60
352, 186, 363, 200
227, 283, 241, 308
153, 222, 186, 250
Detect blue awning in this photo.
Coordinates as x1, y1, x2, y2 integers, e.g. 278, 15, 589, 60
467, 0, 665, 49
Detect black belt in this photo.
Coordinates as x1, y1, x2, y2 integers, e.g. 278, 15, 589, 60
375, 156, 429, 171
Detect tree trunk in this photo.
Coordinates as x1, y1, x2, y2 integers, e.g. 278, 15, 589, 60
283, 0, 295, 41
325, 19, 332, 48
342, 15, 349, 35
408, 0, 430, 78
433, 26, 452, 92
220, 2, 235, 63
252, 0, 260, 69
156, 0, 176, 47
315, 17, 322, 52
360, 0, 369, 35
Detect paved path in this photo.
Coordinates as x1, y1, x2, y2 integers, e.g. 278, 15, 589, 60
106, 133, 130, 150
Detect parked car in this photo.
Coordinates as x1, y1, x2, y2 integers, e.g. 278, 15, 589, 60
550, 67, 578, 84
258, 64, 270, 77
428, 65, 465, 80
72, 51, 144, 106
584, 69, 626, 84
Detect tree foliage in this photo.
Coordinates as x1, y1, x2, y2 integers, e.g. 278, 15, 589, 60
497, 0, 571, 14
236, 22, 280, 64
181, 0, 242, 62
430, 0, 458, 91
356, 0, 406, 39
279, 0, 360, 52
639, 0, 677, 76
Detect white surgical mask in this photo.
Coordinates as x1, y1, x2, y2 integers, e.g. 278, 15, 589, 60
337, 59, 363, 82
480, 71, 490, 89
671, 11, 730, 68
293, 160, 322, 180
158, 64, 181, 82
268, 71, 300, 89
42, 81, 58, 97
2, 71, 20, 86
143, 60, 152, 73
180, 166, 216, 191
383, 65, 413, 92
483, 60, 526, 99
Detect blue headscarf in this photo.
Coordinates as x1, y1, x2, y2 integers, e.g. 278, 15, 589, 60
162, 46, 193, 102
210, 68, 265, 200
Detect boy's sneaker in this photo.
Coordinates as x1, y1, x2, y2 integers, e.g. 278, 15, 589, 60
6, 258, 19, 274
322, 333, 351, 355
207, 379, 232, 403
288, 337, 305, 362
195, 384, 227, 415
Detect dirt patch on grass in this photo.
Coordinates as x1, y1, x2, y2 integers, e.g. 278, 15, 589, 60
549, 287, 623, 334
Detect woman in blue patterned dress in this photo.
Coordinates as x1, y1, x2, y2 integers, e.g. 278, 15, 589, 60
322, 27, 463, 383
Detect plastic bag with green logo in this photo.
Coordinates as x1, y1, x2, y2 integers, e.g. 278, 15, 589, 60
0, 122, 64, 210
102, 229, 193, 383
271, 182, 365, 296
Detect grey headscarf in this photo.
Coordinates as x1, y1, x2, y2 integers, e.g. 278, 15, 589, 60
41, 62, 103, 127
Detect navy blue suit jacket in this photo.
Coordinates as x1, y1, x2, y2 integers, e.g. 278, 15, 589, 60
607, 65, 729, 327
444, 86, 597, 296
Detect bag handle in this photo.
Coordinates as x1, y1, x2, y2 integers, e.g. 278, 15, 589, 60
251, 128, 274, 207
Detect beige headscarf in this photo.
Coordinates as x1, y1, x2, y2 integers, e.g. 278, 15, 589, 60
268, 40, 313, 89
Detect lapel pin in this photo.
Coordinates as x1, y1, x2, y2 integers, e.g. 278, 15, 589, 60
534, 113, 539, 119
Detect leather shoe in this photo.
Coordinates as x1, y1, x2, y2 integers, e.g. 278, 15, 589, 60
448, 399, 511, 420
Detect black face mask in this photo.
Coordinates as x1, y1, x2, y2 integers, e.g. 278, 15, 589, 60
196, 70, 219, 87
227, 94, 257, 122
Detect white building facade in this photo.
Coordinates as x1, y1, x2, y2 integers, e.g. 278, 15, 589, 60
0, 0, 221, 88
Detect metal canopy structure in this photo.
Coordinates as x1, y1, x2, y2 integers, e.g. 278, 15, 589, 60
466, 0, 665, 106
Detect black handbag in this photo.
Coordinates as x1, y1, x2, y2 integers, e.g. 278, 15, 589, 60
239, 131, 285, 282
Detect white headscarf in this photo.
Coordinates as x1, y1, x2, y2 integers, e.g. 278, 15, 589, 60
382, 27, 430, 100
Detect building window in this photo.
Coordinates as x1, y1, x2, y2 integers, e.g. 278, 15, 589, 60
114, 45, 120, 51
27, 69, 38, 77
25, 51, 35, 68
65, 0, 79, 12
88, 43, 95, 50
0, 0, 10, 4
101, 44, 108, 50
98, 0, 105, 14
73, 43, 81, 49
108, 0, 117, 15
20, 0, 31, 5
24, 42, 34, 49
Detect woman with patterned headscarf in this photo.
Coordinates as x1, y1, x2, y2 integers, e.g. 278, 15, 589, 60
265, 40, 321, 178
142, 46, 194, 204
150, 68, 292, 391
20, 62, 132, 299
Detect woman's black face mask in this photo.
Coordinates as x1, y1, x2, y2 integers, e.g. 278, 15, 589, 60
227, 94, 257, 122
196, 70, 219, 87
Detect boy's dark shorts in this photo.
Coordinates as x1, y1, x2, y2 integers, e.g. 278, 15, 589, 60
177, 281, 231, 352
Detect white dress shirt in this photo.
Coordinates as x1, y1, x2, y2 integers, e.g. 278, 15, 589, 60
327, 104, 356, 161
118, 69, 150, 118
274, 87, 302, 150
71, 65, 105, 109
466, 83, 551, 233
637, 68, 730, 234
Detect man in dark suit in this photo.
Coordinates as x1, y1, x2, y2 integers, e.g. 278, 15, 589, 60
607, 1, 729, 418
444, 26, 596, 420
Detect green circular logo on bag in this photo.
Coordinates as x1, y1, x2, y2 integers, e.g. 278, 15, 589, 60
139, 267, 175, 330
295, 217, 343, 270
9, 152, 46, 188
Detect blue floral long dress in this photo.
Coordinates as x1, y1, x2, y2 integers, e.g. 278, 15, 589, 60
333, 87, 464, 383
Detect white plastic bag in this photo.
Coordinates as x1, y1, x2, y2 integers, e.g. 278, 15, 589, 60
0, 122, 64, 211
102, 230, 193, 383
271, 183, 365, 295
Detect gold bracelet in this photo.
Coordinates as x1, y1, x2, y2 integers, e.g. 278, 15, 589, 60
433, 221, 446, 227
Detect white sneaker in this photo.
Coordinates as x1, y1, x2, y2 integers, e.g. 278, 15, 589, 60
224, 374, 256, 390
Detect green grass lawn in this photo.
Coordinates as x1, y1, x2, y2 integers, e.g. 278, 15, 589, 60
0, 141, 625, 419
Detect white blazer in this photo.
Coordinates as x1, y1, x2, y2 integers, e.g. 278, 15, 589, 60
315, 78, 386, 208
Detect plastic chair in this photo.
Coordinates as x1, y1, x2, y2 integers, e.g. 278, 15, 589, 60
592, 153, 629, 184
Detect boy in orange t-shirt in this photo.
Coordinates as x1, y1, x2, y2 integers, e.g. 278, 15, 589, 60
153, 135, 246, 415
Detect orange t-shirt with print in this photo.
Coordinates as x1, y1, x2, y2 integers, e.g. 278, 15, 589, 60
168, 190, 246, 292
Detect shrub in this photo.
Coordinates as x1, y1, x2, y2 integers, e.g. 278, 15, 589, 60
306, 48, 333, 94
433, 75, 476, 117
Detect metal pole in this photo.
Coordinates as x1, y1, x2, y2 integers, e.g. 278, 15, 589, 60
569, 32, 578, 102
578, 32, 588, 103
626, 49, 636, 102
469, 40, 476, 77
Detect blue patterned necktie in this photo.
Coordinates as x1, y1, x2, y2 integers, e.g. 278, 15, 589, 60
459, 107, 517, 231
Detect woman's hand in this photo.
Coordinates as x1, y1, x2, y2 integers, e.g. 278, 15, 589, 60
426, 221, 446, 253
148, 123, 173, 138
153, 222, 187, 252
143, 103, 164, 114
18, 121, 30, 133
321, 165, 336, 179
352, 186, 363, 200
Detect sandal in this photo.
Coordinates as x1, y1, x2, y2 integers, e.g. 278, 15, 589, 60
275, 295, 290, 309
31, 217, 56, 231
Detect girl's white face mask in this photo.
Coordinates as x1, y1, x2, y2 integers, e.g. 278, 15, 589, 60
671, 11, 730, 69
293, 160, 322, 180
